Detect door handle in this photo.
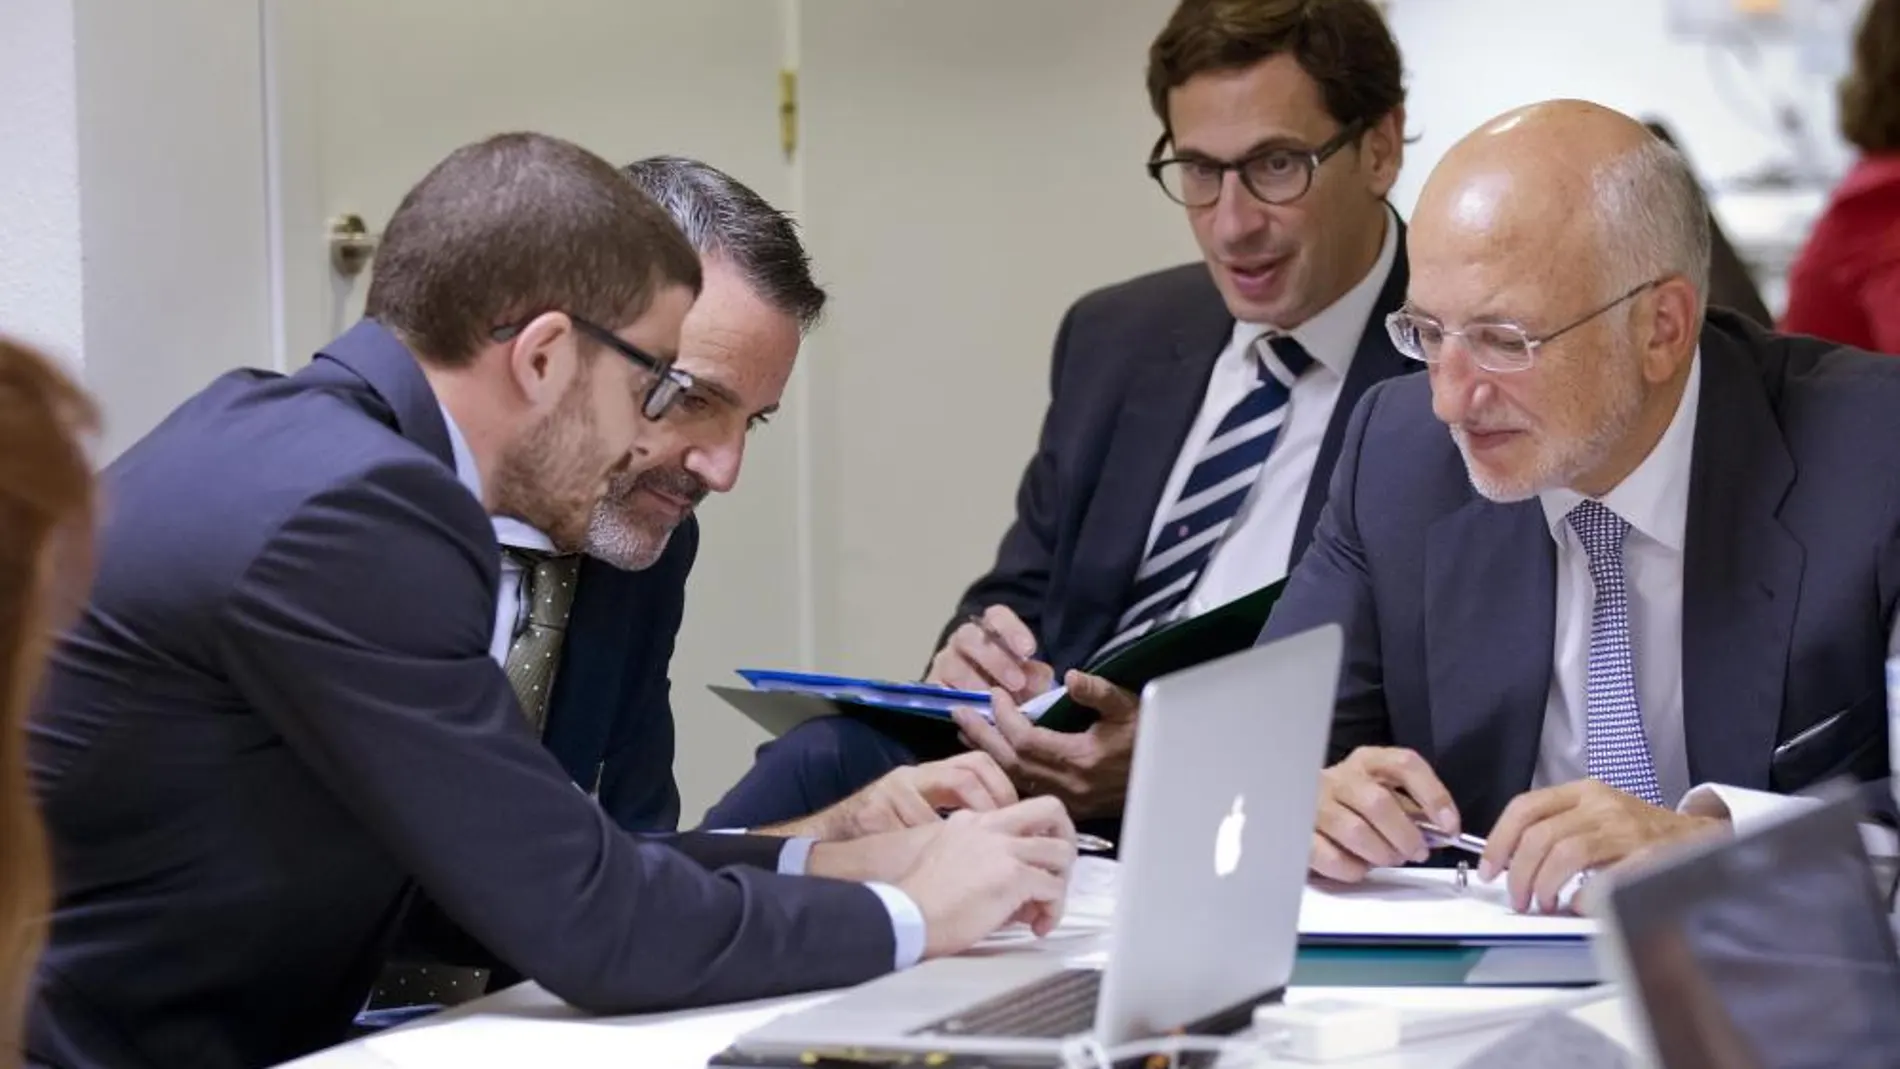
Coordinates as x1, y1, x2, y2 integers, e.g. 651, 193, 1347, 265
327, 212, 380, 279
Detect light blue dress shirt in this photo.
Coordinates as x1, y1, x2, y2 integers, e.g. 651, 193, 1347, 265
436, 405, 924, 968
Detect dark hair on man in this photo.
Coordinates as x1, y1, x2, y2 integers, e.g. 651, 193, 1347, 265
1840, 0, 1900, 154
365, 132, 702, 367
1146, 0, 1406, 140
623, 156, 827, 332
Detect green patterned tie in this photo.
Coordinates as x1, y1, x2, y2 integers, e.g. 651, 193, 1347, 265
502, 548, 581, 736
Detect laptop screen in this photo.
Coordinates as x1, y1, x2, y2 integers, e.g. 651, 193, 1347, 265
1608, 796, 1900, 1069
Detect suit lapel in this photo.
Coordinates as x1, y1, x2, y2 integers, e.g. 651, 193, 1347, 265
1072, 281, 1231, 641
1680, 331, 1800, 790
314, 319, 456, 471
1424, 496, 1556, 833
1294, 222, 1417, 562
542, 554, 640, 789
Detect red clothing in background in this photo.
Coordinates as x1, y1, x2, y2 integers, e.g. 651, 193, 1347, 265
1781, 154, 1900, 354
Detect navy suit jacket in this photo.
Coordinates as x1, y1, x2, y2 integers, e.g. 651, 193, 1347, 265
1263, 309, 1900, 835
941, 237, 1418, 675
25, 321, 894, 1069
541, 530, 697, 833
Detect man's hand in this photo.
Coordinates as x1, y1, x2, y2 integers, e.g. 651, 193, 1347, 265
894, 796, 1078, 958
774, 752, 1019, 840
805, 823, 942, 885
951, 671, 1138, 820
928, 605, 1056, 703
1310, 746, 1460, 883
1481, 780, 1730, 915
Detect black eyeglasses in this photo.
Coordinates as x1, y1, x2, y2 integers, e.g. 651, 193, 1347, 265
491, 314, 694, 420
1147, 120, 1367, 208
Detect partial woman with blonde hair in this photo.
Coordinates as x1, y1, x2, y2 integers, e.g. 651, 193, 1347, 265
0, 337, 96, 1066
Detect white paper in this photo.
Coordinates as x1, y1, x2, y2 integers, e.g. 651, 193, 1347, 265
1298, 867, 1596, 941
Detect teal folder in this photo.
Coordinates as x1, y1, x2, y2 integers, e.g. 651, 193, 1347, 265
1291, 943, 1604, 987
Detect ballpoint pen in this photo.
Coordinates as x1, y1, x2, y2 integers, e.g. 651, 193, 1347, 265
1076, 832, 1115, 854
1415, 818, 1593, 908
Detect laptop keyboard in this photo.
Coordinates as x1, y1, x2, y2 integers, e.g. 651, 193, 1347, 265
913, 968, 1101, 1039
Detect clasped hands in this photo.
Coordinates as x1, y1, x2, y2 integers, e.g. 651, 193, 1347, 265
1313, 745, 1730, 914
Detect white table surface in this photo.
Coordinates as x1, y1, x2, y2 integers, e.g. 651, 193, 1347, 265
278, 928, 1642, 1069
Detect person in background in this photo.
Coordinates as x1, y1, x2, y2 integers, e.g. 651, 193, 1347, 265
1780, 0, 1900, 353
0, 338, 96, 1068
705, 0, 1419, 832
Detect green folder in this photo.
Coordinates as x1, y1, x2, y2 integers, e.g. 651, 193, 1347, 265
1031, 578, 1287, 732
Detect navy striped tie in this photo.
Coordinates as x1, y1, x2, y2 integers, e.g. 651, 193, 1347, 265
1100, 334, 1313, 659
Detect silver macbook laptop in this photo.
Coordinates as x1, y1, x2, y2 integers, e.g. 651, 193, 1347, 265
1595, 786, 1900, 1069
728, 622, 1343, 1064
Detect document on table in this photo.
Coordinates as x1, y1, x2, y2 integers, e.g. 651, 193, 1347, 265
1299, 867, 1597, 943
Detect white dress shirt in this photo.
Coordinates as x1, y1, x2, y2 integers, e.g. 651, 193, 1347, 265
1531, 359, 1897, 846
1144, 207, 1399, 623
489, 516, 554, 665
1535, 356, 1700, 807
435, 406, 927, 967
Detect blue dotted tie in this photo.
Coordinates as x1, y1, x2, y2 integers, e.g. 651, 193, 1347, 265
1566, 499, 1664, 806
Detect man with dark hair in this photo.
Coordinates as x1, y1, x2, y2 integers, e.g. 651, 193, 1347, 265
706, 0, 1420, 831
477, 155, 1025, 846
24, 134, 1075, 1069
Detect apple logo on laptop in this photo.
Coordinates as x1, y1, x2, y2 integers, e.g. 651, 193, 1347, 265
1214, 795, 1246, 876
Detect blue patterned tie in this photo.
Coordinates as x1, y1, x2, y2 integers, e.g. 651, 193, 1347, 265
1100, 334, 1313, 659
1566, 499, 1664, 806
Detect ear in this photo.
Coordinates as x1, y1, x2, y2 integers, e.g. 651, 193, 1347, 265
1362, 105, 1405, 199
501, 312, 582, 409
1641, 277, 1699, 385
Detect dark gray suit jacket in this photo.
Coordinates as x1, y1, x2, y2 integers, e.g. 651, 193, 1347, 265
26, 321, 895, 1069
943, 234, 1418, 675
1264, 309, 1900, 835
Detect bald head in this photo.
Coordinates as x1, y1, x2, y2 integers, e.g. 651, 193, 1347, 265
1402, 100, 1711, 504
1414, 100, 1711, 315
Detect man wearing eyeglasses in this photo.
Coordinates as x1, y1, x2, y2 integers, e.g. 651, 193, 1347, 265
485, 157, 1023, 841
704, 0, 1418, 832
1262, 99, 1900, 914
25, 135, 1076, 1069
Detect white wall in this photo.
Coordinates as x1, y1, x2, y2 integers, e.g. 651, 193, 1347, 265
72, 0, 275, 459
0, 0, 274, 456
0, 0, 84, 364
1385, 0, 1853, 310
1387, 0, 1848, 212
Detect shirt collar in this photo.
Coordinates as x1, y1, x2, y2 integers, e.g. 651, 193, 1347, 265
1227, 202, 1400, 377
436, 403, 556, 554
1538, 350, 1701, 553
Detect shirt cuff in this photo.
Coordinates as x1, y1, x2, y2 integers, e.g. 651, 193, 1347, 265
777, 836, 816, 876
1679, 783, 1899, 859
865, 882, 927, 970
